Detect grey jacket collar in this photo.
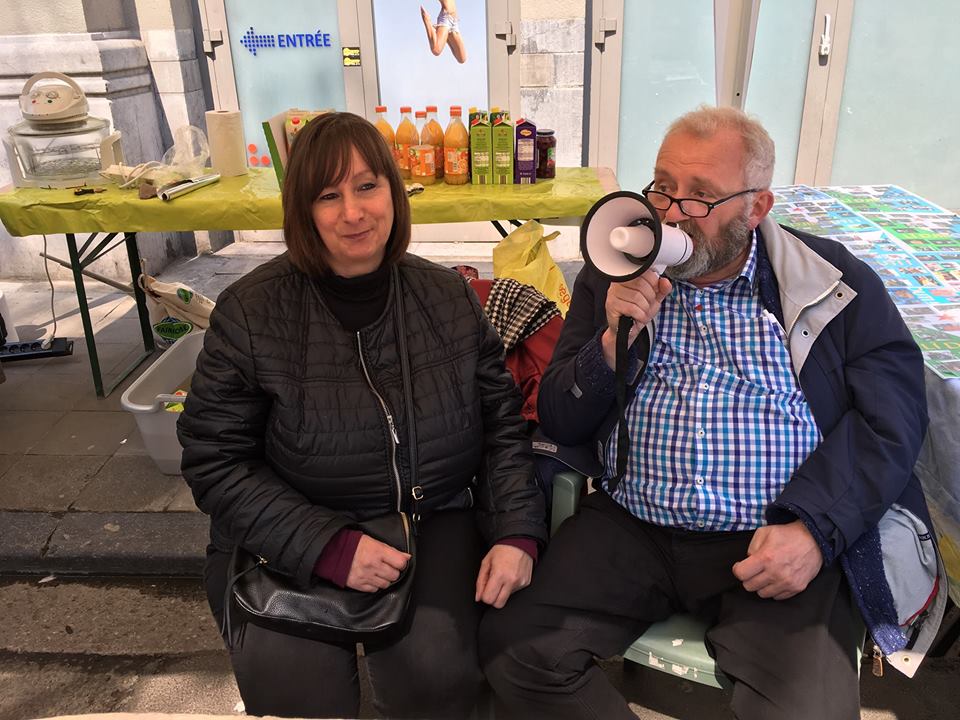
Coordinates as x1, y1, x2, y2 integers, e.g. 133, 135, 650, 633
759, 216, 844, 336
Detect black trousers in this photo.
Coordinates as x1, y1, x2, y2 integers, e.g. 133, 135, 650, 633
205, 510, 486, 719
480, 491, 861, 720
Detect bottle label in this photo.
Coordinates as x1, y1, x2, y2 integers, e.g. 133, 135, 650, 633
398, 143, 411, 170
445, 147, 469, 175
411, 146, 436, 178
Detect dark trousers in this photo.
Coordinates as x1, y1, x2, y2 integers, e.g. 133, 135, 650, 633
205, 510, 486, 719
480, 491, 861, 720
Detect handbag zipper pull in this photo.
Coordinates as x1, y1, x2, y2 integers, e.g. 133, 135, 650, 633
411, 486, 424, 534
872, 644, 884, 677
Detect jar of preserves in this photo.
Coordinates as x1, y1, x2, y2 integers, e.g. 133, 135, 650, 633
536, 129, 556, 179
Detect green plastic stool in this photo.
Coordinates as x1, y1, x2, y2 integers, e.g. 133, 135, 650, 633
623, 613, 729, 688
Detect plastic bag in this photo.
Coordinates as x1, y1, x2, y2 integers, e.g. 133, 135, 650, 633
161, 125, 210, 178
102, 125, 211, 189
493, 220, 572, 316
140, 271, 215, 349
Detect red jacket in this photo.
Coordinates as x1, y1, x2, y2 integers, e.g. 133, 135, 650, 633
468, 278, 563, 425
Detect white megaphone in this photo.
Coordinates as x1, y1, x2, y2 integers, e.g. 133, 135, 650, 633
581, 191, 693, 281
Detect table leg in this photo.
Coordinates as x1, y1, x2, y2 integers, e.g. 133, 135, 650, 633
491, 219, 535, 239
65, 232, 104, 396
64, 231, 155, 397
125, 233, 155, 353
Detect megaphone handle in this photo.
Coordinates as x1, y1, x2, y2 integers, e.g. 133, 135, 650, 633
611, 315, 633, 488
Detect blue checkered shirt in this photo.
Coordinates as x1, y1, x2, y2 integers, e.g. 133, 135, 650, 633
607, 234, 822, 531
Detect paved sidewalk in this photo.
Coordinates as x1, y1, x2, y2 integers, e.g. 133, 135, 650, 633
0, 243, 292, 578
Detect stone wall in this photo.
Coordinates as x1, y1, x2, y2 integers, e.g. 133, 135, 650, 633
519, 0, 585, 167
0, 0, 213, 281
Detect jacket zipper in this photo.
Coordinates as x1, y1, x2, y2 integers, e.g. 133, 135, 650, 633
356, 332, 403, 512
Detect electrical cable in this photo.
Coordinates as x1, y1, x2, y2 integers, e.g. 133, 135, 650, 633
116, 161, 165, 189
40, 234, 57, 349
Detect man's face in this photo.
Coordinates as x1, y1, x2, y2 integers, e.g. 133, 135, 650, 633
651, 128, 769, 285
666, 211, 752, 282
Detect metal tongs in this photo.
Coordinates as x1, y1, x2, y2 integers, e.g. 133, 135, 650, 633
157, 173, 221, 202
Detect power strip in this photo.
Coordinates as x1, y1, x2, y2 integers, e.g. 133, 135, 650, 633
0, 337, 74, 362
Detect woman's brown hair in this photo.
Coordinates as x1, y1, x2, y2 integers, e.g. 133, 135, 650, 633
282, 111, 411, 276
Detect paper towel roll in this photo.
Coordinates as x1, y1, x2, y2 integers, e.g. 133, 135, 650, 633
206, 110, 247, 177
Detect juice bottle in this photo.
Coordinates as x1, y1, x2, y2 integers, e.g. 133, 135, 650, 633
413, 110, 427, 178
443, 106, 470, 185
373, 106, 397, 166
423, 105, 444, 179
395, 106, 418, 179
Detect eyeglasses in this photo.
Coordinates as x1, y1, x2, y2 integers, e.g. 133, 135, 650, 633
641, 181, 759, 219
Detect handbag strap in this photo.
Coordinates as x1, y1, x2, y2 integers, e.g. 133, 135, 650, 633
392, 267, 421, 520
221, 548, 264, 651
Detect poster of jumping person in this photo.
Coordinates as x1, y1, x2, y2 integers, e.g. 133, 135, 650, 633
373, 1, 488, 120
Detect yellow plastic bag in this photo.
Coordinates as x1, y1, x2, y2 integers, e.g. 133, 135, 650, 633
493, 220, 572, 316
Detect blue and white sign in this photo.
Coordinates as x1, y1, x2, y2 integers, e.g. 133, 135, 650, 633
240, 27, 335, 56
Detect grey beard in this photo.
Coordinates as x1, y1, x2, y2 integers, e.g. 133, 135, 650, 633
664, 214, 753, 281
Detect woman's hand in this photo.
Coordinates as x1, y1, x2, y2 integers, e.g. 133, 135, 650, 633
475, 544, 534, 609
346, 534, 411, 593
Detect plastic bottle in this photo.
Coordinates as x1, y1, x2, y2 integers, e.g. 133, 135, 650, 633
443, 106, 470, 185
422, 105, 444, 179
373, 106, 397, 166
415, 110, 426, 137
395, 106, 418, 179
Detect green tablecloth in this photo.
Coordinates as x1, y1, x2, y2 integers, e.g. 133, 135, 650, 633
0, 167, 605, 236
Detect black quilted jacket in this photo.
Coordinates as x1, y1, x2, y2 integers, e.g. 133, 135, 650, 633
177, 252, 546, 587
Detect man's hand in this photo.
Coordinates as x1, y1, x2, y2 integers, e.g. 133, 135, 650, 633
346, 534, 411, 593
601, 270, 673, 369
475, 544, 534, 609
732, 521, 823, 601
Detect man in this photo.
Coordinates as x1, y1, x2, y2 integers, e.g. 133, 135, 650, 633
480, 106, 945, 719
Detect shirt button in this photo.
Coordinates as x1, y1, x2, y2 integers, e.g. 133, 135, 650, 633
696, 476, 704, 485
697, 520, 706, 528
699, 324, 708, 332
700, 382, 709, 391
696, 428, 705, 438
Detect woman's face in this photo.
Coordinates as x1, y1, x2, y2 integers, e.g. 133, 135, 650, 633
311, 146, 395, 277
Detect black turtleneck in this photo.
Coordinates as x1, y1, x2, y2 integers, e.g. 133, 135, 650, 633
315, 263, 391, 332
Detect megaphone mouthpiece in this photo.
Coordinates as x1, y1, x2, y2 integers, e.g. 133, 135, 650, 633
609, 224, 655, 256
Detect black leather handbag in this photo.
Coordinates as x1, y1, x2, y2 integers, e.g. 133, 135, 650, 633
225, 512, 415, 646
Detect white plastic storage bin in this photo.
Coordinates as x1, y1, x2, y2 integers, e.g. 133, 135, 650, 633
121, 331, 205, 475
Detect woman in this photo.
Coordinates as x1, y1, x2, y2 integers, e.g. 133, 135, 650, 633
178, 112, 546, 718
420, 0, 467, 63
